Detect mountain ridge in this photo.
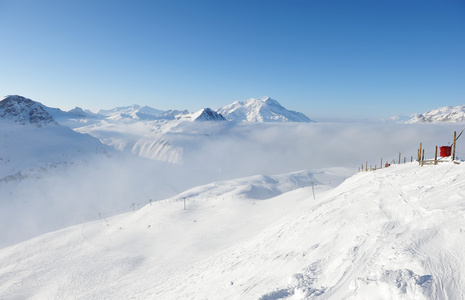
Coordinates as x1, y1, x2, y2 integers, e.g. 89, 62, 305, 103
406, 105, 465, 123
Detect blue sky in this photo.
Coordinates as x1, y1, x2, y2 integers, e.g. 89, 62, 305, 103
0, 0, 464, 119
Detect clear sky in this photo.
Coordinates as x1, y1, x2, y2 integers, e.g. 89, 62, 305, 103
0, 0, 464, 119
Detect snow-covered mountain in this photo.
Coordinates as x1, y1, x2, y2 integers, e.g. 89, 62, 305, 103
0, 95, 57, 127
180, 107, 226, 121
194, 108, 226, 121
406, 105, 465, 123
98, 104, 188, 121
217, 97, 313, 122
1, 162, 464, 299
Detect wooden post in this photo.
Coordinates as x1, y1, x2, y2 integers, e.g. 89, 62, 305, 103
419, 143, 422, 162
411, 156, 413, 162
361, 164, 364, 171
404, 157, 406, 163
398, 153, 401, 164
434, 146, 438, 165
381, 158, 383, 169
452, 131, 457, 161
366, 161, 368, 171
421, 149, 425, 166
417, 149, 420, 163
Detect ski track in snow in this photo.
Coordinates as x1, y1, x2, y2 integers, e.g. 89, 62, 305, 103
1, 163, 465, 299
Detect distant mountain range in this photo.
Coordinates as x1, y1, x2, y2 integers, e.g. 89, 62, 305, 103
406, 105, 465, 123
1, 95, 313, 128
92, 97, 312, 123
0, 95, 312, 176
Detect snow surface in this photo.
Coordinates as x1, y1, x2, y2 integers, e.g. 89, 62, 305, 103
1, 162, 465, 299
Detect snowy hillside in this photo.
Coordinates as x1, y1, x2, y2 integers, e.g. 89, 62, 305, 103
407, 105, 465, 123
1, 162, 464, 299
217, 97, 313, 122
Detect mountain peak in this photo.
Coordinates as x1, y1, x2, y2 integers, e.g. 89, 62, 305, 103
263, 97, 282, 106
0, 95, 57, 127
194, 108, 226, 121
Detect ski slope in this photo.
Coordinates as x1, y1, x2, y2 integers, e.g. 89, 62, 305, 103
1, 162, 464, 299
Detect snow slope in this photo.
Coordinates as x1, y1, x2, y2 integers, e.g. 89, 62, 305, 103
1, 162, 464, 299
407, 105, 465, 123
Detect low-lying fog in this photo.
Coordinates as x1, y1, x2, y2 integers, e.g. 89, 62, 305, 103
0, 121, 462, 248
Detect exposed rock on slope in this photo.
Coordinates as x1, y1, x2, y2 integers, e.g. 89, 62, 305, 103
0, 95, 57, 127
194, 108, 226, 121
